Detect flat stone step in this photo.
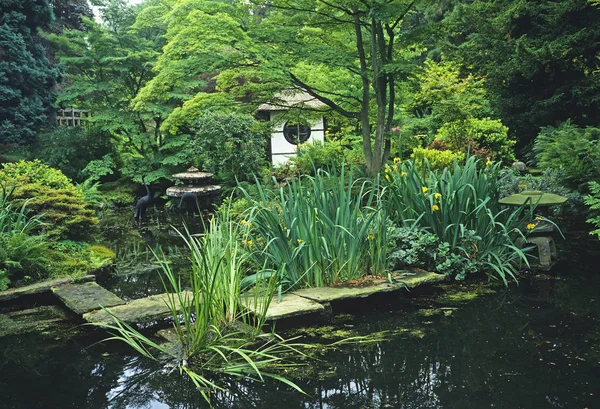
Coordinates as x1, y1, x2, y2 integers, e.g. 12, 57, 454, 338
52, 282, 125, 315
0, 305, 71, 337
294, 270, 447, 303
83, 291, 193, 326
241, 293, 325, 321
0, 275, 96, 303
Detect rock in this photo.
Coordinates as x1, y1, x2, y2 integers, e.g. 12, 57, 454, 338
295, 270, 446, 303
512, 161, 528, 173
83, 291, 193, 326
52, 282, 125, 315
0, 275, 95, 303
241, 293, 325, 321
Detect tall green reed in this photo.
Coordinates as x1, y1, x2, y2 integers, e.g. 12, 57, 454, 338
240, 167, 387, 290
383, 157, 533, 284
93, 205, 304, 404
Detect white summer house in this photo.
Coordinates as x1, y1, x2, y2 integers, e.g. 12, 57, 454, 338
258, 90, 327, 166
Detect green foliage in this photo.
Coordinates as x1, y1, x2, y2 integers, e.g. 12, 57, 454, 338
133, 0, 427, 176
45, 0, 181, 184
388, 226, 478, 280
188, 111, 270, 186
240, 168, 387, 290
0, 188, 50, 290
92, 207, 304, 404
410, 148, 465, 172
0, 0, 59, 145
383, 156, 532, 283
584, 181, 600, 239
533, 121, 600, 189
409, 59, 493, 134
450, 0, 600, 146
290, 139, 364, 175
436, 117, 515, 163
0, 159, 73, 189
0, 160, 98, 240
32, 126, 113, 182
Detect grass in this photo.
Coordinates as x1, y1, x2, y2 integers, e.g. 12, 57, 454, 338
383, 157, 534, 284
92, 204, 305, 405
239, 167, 387, 290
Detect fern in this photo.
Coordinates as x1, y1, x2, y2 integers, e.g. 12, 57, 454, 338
584, 181, 600, 239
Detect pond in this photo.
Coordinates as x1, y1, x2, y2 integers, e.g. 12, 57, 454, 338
0, 210, 599, 409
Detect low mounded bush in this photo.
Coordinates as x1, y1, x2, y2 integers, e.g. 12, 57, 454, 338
0, 160, 98, 240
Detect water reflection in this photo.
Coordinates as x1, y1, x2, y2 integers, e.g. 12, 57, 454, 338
2, 274, 598, 409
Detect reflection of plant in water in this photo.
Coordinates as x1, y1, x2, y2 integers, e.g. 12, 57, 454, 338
93, 207, 305, 405
113, 241, 184, 276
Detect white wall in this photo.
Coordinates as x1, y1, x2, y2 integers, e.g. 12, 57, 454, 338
270, 112, 325, 166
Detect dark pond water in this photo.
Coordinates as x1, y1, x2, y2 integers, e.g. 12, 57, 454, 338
1, 210, 599, 409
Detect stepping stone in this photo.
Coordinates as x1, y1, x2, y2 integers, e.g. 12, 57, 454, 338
52, 282, 125, 315
241, 293, 325, 321
0, 275, 95, 303
295, 270, 446, 303
83, 291, 193, 326
0, 305, 71, 337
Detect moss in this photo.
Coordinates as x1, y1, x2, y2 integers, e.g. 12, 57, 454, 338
435, 282, 497, 304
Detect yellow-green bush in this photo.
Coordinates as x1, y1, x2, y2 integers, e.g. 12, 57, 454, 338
411, 147, 465, 172
0, 160, 98, 240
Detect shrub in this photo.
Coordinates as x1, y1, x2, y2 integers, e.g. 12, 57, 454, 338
388, 226, 479, 280
32, 126, 112, 182
410, 147, 465, 172
0, 160, 98, 240
436, 117, 515, 163
383, 156, 532, 283
189, 111, 270, 186
290, 138, 364, 175
533, 121, 600, 189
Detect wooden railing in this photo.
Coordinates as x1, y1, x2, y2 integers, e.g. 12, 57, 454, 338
56, 108, 90, 126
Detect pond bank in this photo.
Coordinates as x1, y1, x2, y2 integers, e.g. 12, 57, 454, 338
0, 269, 447, 336
1, 269, 599, 409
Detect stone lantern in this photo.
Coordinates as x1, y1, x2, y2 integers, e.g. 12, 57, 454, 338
499, 190, 568, 270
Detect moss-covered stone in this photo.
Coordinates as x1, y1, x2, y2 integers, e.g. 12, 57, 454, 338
52, 282, 125, 315
0, 305, 71, 337
241, 293, 325, 321
0, 275, 95, 303
294, 270, 447, 303
83, 291, 192, 325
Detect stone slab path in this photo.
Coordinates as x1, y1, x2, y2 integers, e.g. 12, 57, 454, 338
0, 275, 95, 303
241, 293, 325, 320
52, 282, 125, 315
83, 291, 193, 326
245, 270, 447, 321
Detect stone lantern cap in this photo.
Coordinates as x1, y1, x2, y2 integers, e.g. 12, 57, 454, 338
498, 190, 568, 206
172, 166, 213, 181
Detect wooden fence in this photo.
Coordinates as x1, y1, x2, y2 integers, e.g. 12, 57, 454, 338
56, 108, 90, 126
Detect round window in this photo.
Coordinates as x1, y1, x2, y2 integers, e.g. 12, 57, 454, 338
283, 121, 311, 145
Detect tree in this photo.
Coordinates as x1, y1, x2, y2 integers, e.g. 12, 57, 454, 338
0, 0, 60, 145
447, 0, 600, 148
46, 0, 176, 182
134, 0, 429, 177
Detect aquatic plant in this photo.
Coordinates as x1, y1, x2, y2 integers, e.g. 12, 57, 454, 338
384, 156, 532, 283
240, 167, 387, 290
93, 206, 304, 404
